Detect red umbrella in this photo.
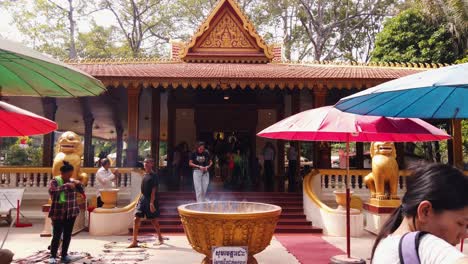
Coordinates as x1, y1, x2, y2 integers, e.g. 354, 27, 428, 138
0, 101, 57, 136
258, 106, 450, 142
257, 106, 450, 261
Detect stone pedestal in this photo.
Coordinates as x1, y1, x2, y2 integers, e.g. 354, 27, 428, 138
363, 201, 399, 235
324, 208, 364, 237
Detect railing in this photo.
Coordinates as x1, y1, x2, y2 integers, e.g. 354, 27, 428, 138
0, 167, 134, 200
317, 169, 411, 201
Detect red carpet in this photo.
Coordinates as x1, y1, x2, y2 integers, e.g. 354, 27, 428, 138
276, 234, 344, 264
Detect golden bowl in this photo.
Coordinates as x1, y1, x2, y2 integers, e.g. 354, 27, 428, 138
178, 201, 282, 264
99, 188, 120, 209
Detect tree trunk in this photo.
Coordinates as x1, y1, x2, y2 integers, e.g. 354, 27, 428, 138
68, 0, 77, 59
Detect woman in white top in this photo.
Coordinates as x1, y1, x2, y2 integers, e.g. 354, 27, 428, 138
372, 163, 468, 264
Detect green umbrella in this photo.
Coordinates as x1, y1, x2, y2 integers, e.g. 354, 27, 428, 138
0, 37, 106, 97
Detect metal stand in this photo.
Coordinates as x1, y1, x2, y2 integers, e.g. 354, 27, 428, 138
330, 138, 366, 264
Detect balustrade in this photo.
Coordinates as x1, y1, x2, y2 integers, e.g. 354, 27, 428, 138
318, 169, 411, 201
0, 167, 134, 200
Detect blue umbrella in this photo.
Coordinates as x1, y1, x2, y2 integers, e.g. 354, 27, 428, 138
335, 63, 468, 119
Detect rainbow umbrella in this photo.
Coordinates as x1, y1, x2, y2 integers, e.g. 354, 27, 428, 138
335, 63, 468, 119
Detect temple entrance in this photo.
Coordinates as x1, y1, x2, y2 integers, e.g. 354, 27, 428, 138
195, 105, 258, 191
198, 130, 256, 190
170, 88, 284, 192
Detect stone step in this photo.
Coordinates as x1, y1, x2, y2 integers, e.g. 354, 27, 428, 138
159, 200, 304, 206
155, 212, 307, 219
158, 192, 303, 197
145, 218, 312, 226
129, 191, 318, 234
131, 224, 322, 234
158, 206, 304, 213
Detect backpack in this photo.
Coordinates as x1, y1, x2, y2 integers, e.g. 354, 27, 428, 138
399, 231, 429, 264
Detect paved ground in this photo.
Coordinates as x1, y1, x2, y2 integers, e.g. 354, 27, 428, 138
2, 219, 299, 264
2, 202, 466, 263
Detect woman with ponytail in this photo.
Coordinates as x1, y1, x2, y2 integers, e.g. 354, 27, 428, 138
371, 163, 468, 263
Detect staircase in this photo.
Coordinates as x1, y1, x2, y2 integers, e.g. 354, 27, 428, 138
130, 192, 322, 234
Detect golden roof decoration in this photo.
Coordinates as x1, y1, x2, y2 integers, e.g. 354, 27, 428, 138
64, 57, 451, 70
179, 0, 274, 63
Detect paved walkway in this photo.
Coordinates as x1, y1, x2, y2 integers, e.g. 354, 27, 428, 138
2, 203, 466, 263
2, 220, 300, 264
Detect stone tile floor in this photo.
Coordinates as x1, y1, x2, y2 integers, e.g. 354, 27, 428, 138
2, 203, 466, 264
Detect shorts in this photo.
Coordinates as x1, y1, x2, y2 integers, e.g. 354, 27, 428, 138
135, 195, 160, 219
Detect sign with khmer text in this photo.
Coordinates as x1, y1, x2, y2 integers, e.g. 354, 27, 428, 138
212, 246, 248, 264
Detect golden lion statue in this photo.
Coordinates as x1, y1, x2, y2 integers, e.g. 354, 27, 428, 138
364, 142, 399, 200
52, 131, 88, 186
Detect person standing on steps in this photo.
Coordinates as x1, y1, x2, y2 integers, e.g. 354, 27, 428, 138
287, 144, 298, 193
263, 142, 276, 192
189, 142, 213, 202
128, 158, 164, 248
48, 161, 85, 264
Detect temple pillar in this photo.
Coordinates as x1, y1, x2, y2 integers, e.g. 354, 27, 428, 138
451, 119, 463, 169
126, 85, 141, 167
356, 143, 364, 168
291, 90, 301, 184
80, 98, 94, 167
167, 90, 176, 176
276, 102, 285, 192
42, 98, 57, 167
313, 87, 331, 169
151, 89, 161, 168
396, 143, 405, 168
116, 125, 123, 167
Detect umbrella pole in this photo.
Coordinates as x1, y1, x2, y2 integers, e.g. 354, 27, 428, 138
346, 139, 351, 258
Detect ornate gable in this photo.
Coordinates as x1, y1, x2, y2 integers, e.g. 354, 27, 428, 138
180, 0, 273, 63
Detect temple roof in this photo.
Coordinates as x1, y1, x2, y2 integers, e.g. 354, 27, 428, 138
179, 0, 273, 63
69, 60, 428, 89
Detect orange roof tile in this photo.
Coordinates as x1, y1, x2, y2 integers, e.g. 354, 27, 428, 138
71, 62, 422, 80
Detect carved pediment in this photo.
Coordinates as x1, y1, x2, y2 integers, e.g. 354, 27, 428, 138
199, 12, 254, 49
180, 0, 273, 63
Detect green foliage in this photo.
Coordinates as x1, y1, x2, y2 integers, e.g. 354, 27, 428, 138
455, 52, 468, 63
372, 8, 458, 63
4, 138, 42, 166
4, 0, 91, 59
77, 22, 133, 58
93, 139, 116, 158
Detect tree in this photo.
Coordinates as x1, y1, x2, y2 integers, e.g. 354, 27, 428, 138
4, 0, 94, 59
297, 0, 397, 61
417, 0, 468, 58
371, 8, 459, 63
4, 138, 42, 166
250, 0, 308, 61
97, 0, 180, 57
77, 22, 133, 58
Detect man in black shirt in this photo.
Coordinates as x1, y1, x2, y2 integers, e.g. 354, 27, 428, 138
128, 158, 163, 248
189, 142, 213, 202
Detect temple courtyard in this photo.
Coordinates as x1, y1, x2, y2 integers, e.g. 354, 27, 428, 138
2, 203, 466, 263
